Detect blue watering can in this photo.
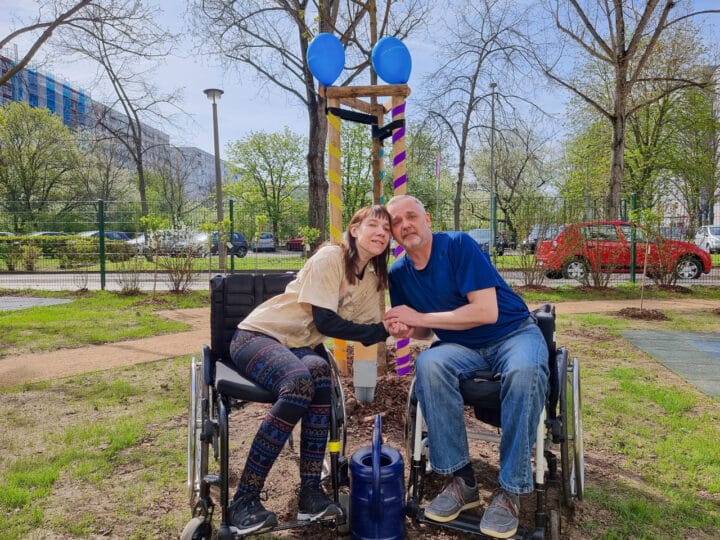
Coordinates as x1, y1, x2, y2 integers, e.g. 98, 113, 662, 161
349, 414, 405, 540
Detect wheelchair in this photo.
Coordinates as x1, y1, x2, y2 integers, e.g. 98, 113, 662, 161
182, 273, 349, 540
404, 304, 584, 539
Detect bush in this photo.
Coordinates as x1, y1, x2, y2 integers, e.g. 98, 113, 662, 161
60, 239, 97, 269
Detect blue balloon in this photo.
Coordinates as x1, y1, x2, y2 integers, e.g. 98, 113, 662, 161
307, 33, 345, 86
371, 37, 412, 84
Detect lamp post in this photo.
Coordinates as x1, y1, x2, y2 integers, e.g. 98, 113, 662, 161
204, 88, 225, 271
489, 82, 497, 264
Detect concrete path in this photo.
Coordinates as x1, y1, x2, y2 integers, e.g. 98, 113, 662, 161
622, 330, 720, 397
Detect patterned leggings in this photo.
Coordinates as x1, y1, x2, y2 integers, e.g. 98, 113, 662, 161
229, 329, 331, 500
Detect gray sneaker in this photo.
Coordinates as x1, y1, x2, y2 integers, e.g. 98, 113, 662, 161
423, 476, 481, 522
479, 488, 520, 538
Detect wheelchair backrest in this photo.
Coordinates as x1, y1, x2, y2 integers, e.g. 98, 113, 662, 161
209, 272, 296, 362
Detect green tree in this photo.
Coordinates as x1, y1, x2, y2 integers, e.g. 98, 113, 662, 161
0, 101, 81, 231
226, 128, 306, 239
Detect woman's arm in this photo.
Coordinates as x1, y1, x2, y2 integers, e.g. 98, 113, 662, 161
312, 305, 389, 346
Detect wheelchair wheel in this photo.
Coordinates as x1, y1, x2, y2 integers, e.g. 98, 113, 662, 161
180, 516, 213, 540
187, 355, 209, 506
404, 377, 418, 461
559, 354, 584, 508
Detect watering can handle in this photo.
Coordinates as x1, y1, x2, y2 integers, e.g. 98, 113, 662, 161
371, 414, 383, 521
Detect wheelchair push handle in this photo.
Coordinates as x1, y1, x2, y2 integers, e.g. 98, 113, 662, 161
372, 414, 383, 521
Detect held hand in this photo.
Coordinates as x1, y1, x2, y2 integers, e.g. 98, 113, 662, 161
388, 321, 413, 340
384, 304, 424, 328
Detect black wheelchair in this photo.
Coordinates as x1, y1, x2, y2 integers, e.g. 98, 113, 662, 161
404, 304, 584, 539
182, 273, 349, 540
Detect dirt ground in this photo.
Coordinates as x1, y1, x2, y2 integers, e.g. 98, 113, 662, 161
4, 297, 719, 539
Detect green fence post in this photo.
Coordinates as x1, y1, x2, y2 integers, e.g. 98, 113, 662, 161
98, 199, 106, 290
630, 193, 637, 283
229, 199, 235, 274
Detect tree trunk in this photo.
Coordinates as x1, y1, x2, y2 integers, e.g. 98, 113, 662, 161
307, 95, 328, 241
607, 80, 628, 220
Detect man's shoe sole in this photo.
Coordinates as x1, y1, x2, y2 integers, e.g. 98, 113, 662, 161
423, 499, 481, 523
479, 523, 518, 538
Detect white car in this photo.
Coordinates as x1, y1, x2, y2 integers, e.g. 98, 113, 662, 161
695, 225, 720, 254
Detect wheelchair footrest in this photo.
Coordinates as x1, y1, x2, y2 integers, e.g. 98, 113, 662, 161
231, 513, 346, 537
412, 506, 534, 539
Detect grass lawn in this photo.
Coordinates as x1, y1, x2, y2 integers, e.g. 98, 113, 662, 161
0, 290, 209, 357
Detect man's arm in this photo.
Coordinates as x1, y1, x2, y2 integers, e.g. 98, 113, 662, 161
384, 287, 498, 331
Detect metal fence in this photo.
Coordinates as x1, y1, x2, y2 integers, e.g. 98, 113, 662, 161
0, 197, 717, 291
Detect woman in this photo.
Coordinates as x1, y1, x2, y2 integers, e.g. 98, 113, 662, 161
227, 205, 406, 534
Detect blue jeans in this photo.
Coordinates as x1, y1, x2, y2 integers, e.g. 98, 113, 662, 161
414, 322, 548, 495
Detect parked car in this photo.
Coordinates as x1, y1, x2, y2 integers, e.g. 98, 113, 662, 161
285, 237, 304, 251
78, 230, 131, 241
211, 231, 248, 257
153, 230, 209, 257
521, 224, 565, 254
695, 225, 720, 254
126, 233, 147, 255
28, 231, 65, 236
535, 220, 712, 280
467, 228, 505, 256
251, 232, 276, 252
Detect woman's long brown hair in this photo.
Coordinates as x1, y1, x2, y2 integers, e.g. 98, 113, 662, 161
341, 205, 391, 291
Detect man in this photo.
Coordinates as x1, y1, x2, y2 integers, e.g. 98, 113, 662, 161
384, 195, 548, 539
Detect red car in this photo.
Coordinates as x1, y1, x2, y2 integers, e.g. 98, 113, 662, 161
285, 237, 304, 251
535, 221, 712, 280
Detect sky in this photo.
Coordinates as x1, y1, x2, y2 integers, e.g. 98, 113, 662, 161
1, 1, 719, 161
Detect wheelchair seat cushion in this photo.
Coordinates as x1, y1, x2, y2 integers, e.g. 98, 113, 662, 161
215, 361, 275, 403
460, 372, 502, 427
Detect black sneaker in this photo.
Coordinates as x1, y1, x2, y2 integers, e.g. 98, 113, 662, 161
227, 494, 277, 535
296, 479, 341, 521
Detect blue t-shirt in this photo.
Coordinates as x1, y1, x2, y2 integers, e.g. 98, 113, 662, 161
389, 231, 529, 347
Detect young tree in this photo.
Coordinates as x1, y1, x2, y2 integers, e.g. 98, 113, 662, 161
468, 112, 554, 244
226, 128, 307, 239
541, 0, 720, 219
147, 146, 206, 227
75, 128, 136, 202
192, 0, 429, 241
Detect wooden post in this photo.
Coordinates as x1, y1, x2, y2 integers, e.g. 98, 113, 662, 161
327, 99, 348, 375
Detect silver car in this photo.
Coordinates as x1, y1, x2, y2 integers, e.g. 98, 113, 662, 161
251, 232, 276, 252
695, 225, 720, 254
